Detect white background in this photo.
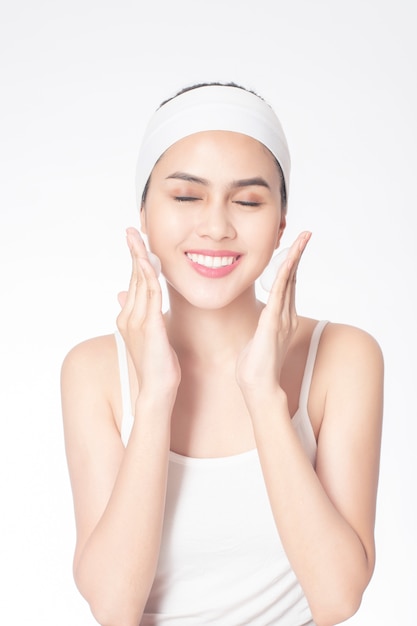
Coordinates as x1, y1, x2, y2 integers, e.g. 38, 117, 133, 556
1, 0, 416, 623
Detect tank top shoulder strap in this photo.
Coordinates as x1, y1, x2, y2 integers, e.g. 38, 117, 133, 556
298, 320, 329, 411
114, 330, 133, 446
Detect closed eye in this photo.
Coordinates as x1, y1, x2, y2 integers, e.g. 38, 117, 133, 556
175, 196, 201, 202
234, 200, 262, 207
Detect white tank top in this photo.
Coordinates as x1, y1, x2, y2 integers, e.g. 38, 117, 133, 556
114, 320, 327, 625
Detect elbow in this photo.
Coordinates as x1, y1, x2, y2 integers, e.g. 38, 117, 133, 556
74, 563, 144, 626
88, 604, 143, 626
310, 549, 375, 626
82, 591, 144, 626
310, 589, 363, 626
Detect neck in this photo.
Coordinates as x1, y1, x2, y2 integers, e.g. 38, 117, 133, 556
165, 285, 263, 364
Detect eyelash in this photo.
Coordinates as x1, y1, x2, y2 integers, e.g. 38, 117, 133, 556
234, 201, 261, 207
174, 197, 261, 208
175, 196, 200, 202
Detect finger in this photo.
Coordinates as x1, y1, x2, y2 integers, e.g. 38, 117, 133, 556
285, 231, 311, 274
119, 228, 163, 333
137, 256, 163, 319
126, 226, 149, 260
123, 232, 142, 315
266, 232, 311, 320
282, 231, 311, 317
122, 244, 161, 326
117, 232, 146, 330
126, 226, 161, 286
117, 291, 128, 308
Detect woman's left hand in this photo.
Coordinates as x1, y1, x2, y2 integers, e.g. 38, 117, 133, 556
236, 231, 311, 401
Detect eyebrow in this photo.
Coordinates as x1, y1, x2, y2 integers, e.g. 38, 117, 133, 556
166, 172, 271, 190
232, 177, 271, 190
166, 172, 209, 185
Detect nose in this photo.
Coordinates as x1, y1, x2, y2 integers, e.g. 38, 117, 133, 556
195, 201, 237, 241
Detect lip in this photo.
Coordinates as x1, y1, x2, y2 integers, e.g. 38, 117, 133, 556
185, 249, 242, 278
186, 249, 241, 257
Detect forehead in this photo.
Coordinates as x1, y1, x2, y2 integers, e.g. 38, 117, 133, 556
154, 130, 278, 175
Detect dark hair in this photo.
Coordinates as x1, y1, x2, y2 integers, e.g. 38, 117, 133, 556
142, 82, 287, 211
158, 81, 262, 107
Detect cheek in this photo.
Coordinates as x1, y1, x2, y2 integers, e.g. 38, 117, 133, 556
246, 216, 281, 251
144, 211, 183, 255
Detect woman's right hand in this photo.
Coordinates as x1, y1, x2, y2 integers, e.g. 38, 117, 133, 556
117, 227, 181, 401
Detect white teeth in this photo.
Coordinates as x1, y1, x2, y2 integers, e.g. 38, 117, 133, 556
186, 253, 236, 268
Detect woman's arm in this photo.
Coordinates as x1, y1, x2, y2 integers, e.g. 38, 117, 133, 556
62, 230, 180, 626
244, 325, 383, 626
237, 233, 383, 626
62, 341, 173, 626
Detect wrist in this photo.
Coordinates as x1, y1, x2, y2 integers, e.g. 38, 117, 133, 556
135, 388, 177, 420
241, 385, 289, 419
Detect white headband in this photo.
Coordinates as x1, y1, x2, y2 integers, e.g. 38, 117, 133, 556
135, 85, 290, 207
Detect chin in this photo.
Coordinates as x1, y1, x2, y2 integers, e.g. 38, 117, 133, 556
167, 280, 252, 311
181, 291, 234, 311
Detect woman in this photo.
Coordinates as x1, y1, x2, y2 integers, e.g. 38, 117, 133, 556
61, 83, 383, 626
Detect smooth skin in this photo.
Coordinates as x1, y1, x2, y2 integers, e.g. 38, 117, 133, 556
61, 131, 383, 626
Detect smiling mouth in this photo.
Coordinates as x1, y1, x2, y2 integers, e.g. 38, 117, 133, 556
185, 252, 239, 268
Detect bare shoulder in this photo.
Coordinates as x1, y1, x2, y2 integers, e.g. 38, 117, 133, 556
318, 321, 384, 377
295, 317, 383, 373
300, 318, 384, 439
61, 334, 117, 381
61, 333, 121, 433
313, 321, 384, 435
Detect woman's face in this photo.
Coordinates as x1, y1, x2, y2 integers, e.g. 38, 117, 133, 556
141, 130, 286, 310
